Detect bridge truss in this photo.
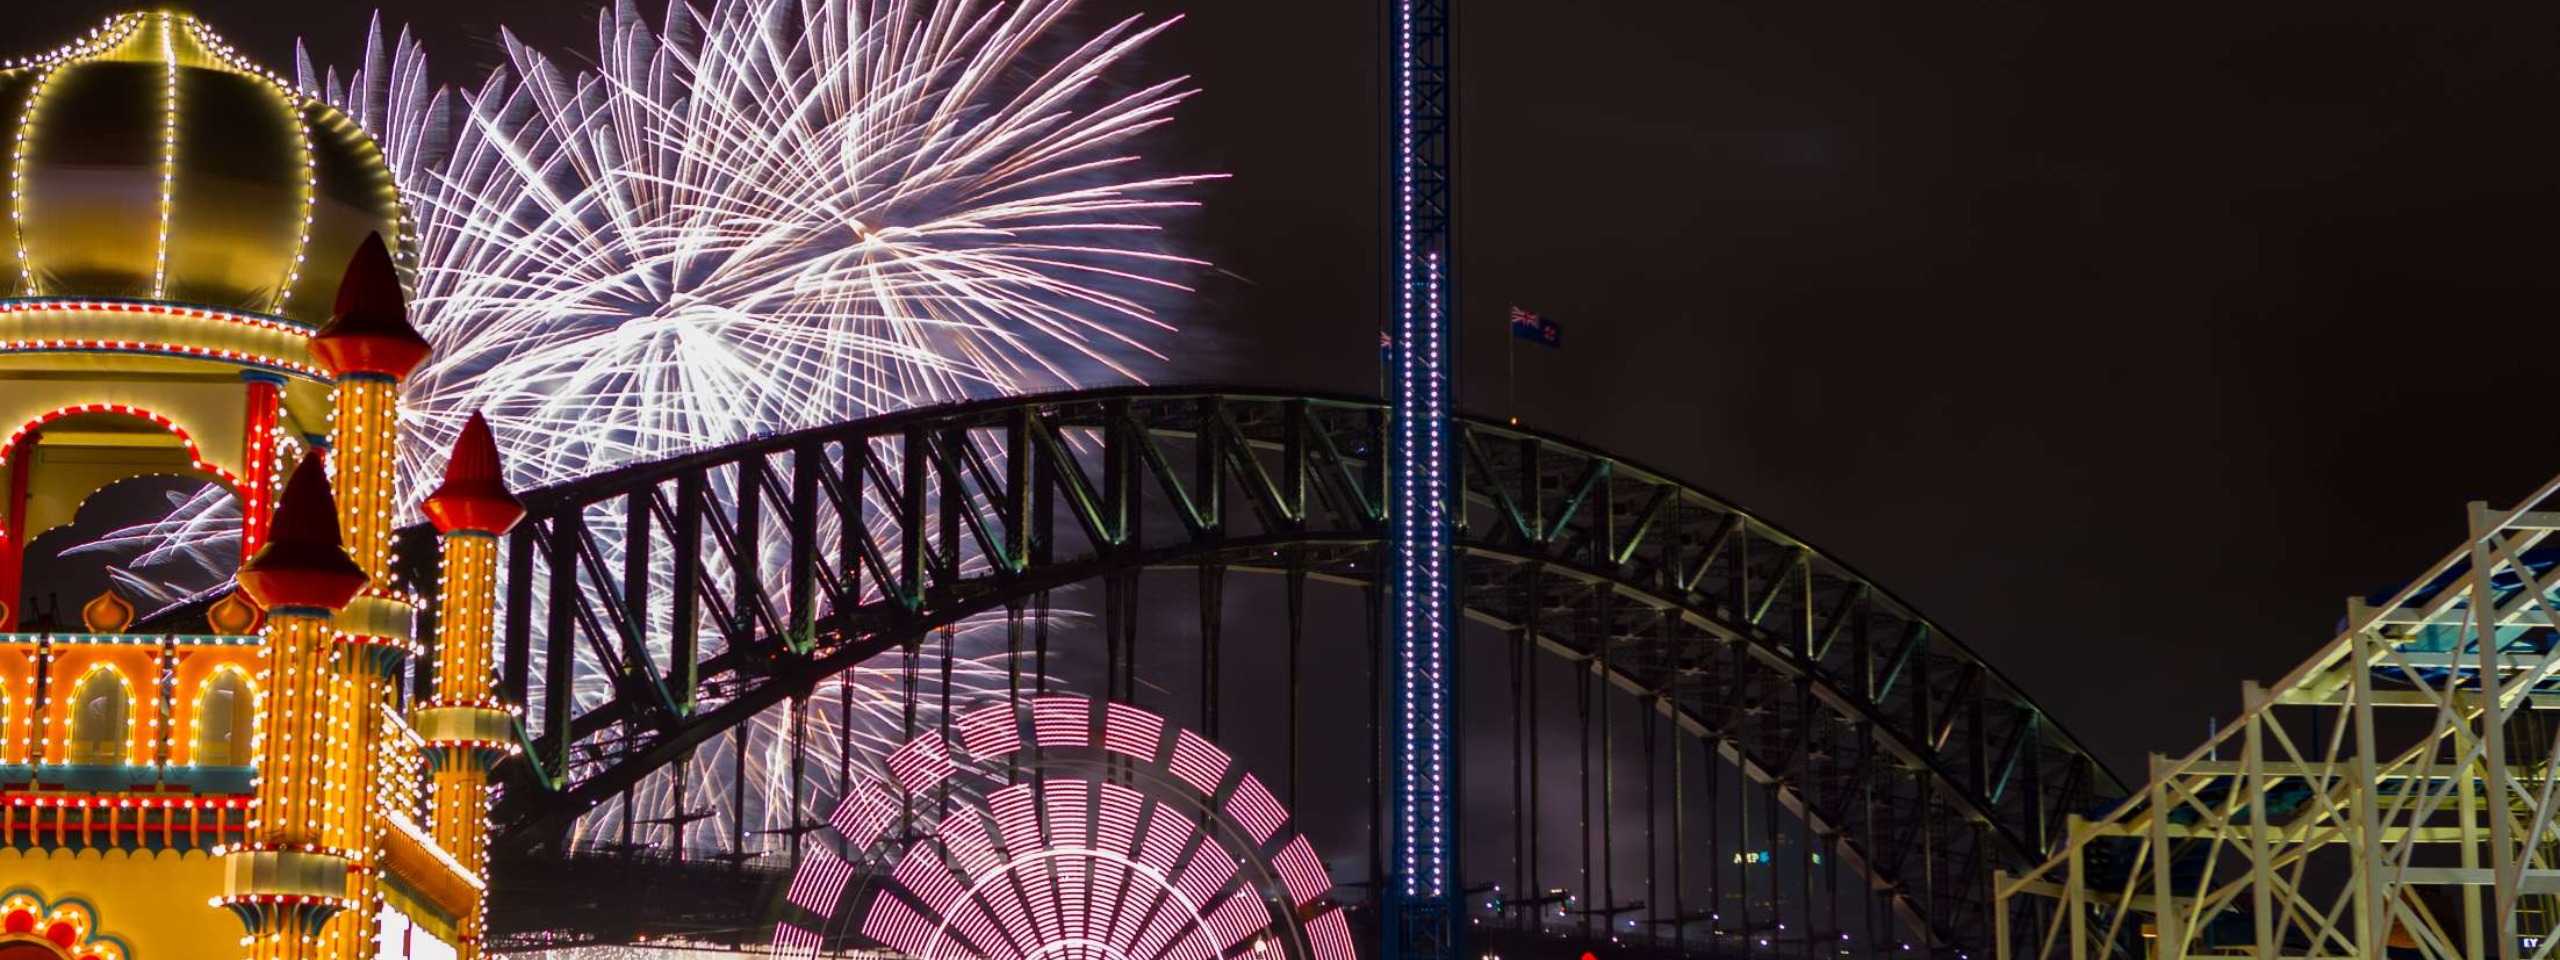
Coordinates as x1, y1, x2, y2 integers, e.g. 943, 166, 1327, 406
388, 387, 2122, 955
1998, 477, 2560, 960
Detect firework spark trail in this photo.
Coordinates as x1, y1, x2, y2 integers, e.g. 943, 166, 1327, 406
69, 484, 241, 607
412, 0, 1187, 850
400, 0, 1209, 485
46, 0, 1202, 857
385, 0, 1200, 852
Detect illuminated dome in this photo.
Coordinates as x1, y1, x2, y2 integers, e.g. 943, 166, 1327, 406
0, 11, 402, 324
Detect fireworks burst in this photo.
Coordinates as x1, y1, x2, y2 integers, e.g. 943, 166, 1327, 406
100, 0, 1205, 863
398, 0, 1209, 485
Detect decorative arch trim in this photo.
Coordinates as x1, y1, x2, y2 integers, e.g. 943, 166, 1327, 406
0, 403, 242, 491
57, 663, 138, 767
0, 888, 131, 960
184, 663, 258, 767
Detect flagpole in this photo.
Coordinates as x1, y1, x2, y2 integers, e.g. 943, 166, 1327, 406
1506, 314, 1517, 426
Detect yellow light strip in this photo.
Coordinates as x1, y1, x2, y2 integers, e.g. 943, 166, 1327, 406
278, 106, 318, 316
0, 296, 321, 333
0, 337, 327, 379
8, 66, 57, 297
150, 13, 177, 300
4, 15, 145, 296
0, 14, 133, 71
176, 17, 322, 318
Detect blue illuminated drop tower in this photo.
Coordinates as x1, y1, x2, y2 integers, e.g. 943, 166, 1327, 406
1384, 2, 1460, 960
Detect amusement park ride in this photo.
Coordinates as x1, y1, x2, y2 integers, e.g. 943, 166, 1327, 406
0, 3, 2549, 960
1996, 488, 2560, 960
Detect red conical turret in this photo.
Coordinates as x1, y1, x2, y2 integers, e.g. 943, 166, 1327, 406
309, 232, 432, 379
237, 451, 370, 611
423, 412, 526, 535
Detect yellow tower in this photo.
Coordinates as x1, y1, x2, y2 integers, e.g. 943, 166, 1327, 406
414, 414, 522, 958
0, 12, 506, 960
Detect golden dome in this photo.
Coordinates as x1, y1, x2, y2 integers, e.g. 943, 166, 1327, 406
0, 12, 403, 326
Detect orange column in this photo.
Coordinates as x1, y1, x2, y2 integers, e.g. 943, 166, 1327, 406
415, 412, 523, 959
220, 453, 369, 960
306, 232, 431, 960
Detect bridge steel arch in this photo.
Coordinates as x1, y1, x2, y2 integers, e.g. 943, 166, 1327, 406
398, 386, 2122, 954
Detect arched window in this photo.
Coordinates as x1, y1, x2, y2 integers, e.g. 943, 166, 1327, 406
66, 669, 130, 766
194, 670, 256, 766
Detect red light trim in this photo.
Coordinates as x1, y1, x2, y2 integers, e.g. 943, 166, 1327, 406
0, 404, 241, 491
0, 297, 317, 334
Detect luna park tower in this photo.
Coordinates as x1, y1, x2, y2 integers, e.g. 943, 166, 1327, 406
0, 12, 520, 960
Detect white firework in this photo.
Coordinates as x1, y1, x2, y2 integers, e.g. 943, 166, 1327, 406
396, 0, 1208, 485
362, 0, 1197, 850
96, 0, 1198, 859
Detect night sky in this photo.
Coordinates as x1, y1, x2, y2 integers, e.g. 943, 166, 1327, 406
16, 0, 2560, 782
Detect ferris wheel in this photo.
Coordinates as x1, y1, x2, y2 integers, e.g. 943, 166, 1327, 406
775, 696, 1359, 960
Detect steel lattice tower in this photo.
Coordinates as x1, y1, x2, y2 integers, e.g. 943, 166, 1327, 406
1385, 2, 1460, 960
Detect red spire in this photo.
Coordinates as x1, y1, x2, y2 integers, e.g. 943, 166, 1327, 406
423, 412, 526, 535
237, 451, 369, 611
310, 232, 431, 379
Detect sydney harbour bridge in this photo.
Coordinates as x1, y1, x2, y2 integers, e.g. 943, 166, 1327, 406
17, 0, 2546, 957
339, 0, 2560, 954
381, 387, 2122, 958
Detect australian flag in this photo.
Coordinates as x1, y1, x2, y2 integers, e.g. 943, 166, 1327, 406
1510, 306, 1561, 347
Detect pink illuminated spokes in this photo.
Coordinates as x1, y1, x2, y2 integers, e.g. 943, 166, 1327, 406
1204, 888, 1271, 951
1020, 854, 1066, 944
829, 782, 900, 848
1104, 701, 1166, 761
958, 702, 1025, 759
1091, 854, 1139, 948
1096, 782, 1145, 859
980, 873, 1039, 955
1171, 836, 1233, 907
1128, 894, 1195, 960
991, 783, 1044, 852
888, 734, 959, 792
813, 694, 1354, 960
1273, 835, 1331, 908
1063, 855, 1098, 941
894, 842, 969, 914
864, 894, 937, 958
1047, 780, 1093, 850
942, 809, 1003, 879
772, 921, 824, 952
1223, 774, 1286, 845
950, 898, 1019, 960
787, 842, 855, 913
1137, 809, 1190, 875
1167, 730, 1229, 796
1034, 696, 1092, 748
1306, 909, 1356, 960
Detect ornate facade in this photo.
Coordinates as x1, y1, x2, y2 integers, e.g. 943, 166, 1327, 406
0, 12, 516, 959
